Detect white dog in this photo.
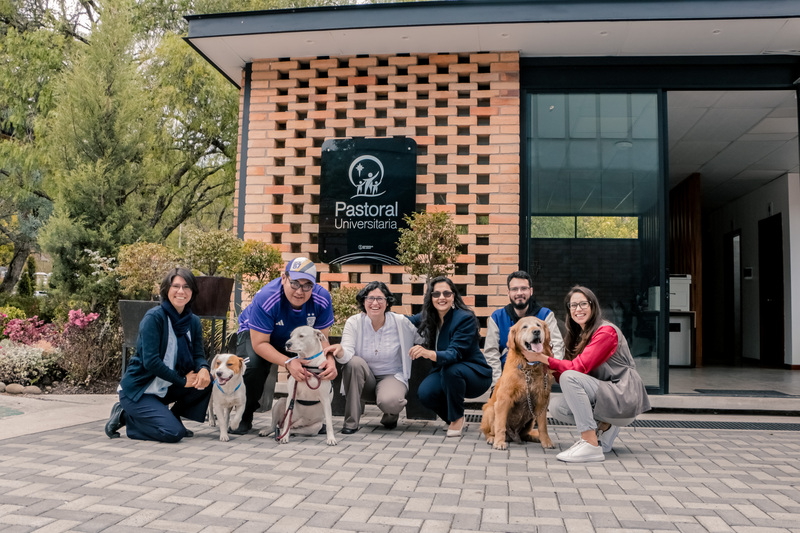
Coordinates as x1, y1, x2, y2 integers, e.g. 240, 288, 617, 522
259, 326, 336, 446
207, 353, 247, 442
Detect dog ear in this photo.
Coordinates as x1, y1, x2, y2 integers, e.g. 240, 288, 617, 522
315, 329, 327, 344
542, 319, 552, 356
210, 354, 220, 369
507, 321, 520, 354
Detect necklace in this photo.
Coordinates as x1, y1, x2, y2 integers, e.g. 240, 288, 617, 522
374, 326, 384, 357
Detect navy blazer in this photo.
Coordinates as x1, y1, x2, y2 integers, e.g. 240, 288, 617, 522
120, 306, 209, 402
410, 308, 492, 377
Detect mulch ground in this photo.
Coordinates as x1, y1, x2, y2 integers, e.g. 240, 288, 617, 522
48, 380, 117, 395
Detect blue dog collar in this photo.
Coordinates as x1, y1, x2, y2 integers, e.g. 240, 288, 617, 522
303, 351, 323, 361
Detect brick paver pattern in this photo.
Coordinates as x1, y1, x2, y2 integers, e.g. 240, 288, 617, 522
1, 407, 799, 533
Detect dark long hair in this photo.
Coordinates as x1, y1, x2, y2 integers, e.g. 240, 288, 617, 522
159, 267, 199, 307
563, 285, 603, 360
417, 276, 475, 350
356, 281, 396, 312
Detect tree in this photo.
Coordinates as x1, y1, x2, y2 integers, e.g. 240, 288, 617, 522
4, 0, 363, 299
396, 211, 461, 280
0, 1, 78, 293
16, 256, 33, 297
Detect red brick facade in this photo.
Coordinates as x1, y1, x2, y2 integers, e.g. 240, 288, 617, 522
234, 52, 521, 329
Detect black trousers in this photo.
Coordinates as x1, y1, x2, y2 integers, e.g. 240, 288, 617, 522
237, 330, 275, 425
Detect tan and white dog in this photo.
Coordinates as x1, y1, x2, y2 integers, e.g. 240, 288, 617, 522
259, 326, 337, 446
207, 353, 247, 442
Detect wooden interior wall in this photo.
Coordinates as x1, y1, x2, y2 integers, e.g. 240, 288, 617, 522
669, 173, 703, 366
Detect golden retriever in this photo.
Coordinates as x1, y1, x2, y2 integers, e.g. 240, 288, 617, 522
481, 316, 555, 450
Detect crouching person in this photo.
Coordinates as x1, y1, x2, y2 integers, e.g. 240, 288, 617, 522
105, 267, 211, 442
326, 282, 422, 434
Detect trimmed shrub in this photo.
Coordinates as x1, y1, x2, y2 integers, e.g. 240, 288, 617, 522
0, 339, 62, 386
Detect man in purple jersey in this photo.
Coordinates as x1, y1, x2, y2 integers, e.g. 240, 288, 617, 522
230, 257, 336, 435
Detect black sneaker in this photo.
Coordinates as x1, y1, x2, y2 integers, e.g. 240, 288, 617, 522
229, 421, 252, 435
104, 402, 125, 439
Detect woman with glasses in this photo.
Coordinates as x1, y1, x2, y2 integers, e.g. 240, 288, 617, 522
105, 267, 212, 442
525, 285, 650, 462
408, 276, 492, 437
329, 281, 422, 433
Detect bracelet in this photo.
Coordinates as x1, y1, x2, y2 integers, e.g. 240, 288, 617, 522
283, 356, 298, 368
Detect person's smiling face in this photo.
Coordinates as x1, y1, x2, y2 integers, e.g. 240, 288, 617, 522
168, 275, 192, 314
282, 274, 314, 309
569, 292, 592, 329
364, 288, 387, 320
431, 281, 454, 316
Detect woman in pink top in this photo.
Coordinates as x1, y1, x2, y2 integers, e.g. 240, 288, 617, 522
526, 286, 650, 463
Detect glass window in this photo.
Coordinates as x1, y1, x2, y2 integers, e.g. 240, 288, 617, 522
527, 93, 663, 389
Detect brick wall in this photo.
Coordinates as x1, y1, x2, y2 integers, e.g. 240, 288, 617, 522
233, 52, 521, 331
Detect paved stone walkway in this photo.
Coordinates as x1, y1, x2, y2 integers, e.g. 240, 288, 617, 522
1, 406, 799, 533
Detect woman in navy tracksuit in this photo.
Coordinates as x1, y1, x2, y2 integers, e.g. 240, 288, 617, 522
409, 276, 492, 437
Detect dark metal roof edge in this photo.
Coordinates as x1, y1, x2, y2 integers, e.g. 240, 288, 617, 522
185, 0, 800, 39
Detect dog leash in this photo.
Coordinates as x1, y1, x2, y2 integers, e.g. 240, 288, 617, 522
518, 362, 548, 418
274, 368, 323, 441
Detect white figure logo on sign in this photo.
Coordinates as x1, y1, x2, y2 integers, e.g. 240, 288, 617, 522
349, 155, 385, 198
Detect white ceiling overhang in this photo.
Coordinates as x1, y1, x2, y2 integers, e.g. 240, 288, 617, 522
186, 1, 800, 87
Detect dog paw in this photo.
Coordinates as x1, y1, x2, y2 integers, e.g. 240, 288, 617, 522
219, 434, 230, 442
326, 437, 338, 446
208, 420, 216, 427
258, 428, 270, 437
279, 436, 290, 444
492, 441, 508, 451
540, 438, 555, 449
486, 437, 494, 445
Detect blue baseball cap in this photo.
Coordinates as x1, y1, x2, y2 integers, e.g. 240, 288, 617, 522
285, 257, 317, 284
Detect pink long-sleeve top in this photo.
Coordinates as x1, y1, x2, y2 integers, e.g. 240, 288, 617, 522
548, 325, 618, 382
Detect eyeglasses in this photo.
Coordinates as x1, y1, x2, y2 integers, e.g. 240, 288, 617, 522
509, 286, 531, 293
288, 280, 314, 292
365, 296, 386, 303
569, 301, 590, 310
431, 290, 453, 299
170, 284, 191, 292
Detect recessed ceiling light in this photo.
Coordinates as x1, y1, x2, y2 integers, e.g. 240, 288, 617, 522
500, 33, 509, 38
599, 31, 608, 37
712, 29, 722, 35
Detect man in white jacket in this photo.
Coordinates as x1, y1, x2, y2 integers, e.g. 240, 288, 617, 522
484, 271, 565, 388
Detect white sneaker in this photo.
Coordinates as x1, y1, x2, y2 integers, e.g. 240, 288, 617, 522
597, 425, 620, 453
556, 439, 605, 463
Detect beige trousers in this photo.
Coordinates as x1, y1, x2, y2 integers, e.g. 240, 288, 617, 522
340, 355, 407, 430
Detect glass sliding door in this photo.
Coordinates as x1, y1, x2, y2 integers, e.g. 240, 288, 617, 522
526, 92, 665, 390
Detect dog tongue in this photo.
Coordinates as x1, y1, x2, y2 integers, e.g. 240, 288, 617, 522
531, 342, 544, 353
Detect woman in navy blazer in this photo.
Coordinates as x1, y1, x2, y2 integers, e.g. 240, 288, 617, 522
409, 276, 492, 437
105, 267, 212, 442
